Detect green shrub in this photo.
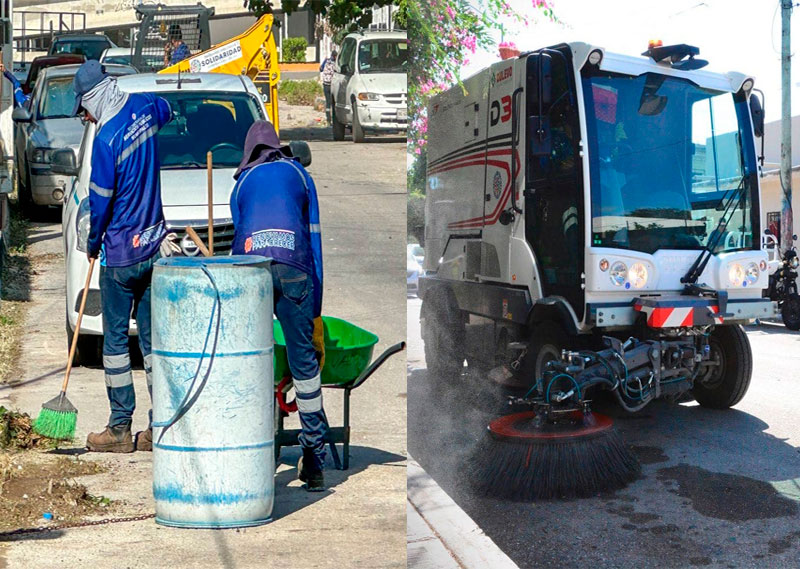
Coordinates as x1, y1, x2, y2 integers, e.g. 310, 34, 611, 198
282, 37, 308, 62
279, 80, 323, 106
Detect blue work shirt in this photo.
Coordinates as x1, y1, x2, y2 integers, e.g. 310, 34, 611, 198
88, 93, 172, 267
230, 159, 324, 316
170, 43, 191, 65
3, 70, 29, 108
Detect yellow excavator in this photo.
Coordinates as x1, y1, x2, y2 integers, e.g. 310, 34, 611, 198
134, 5, 280, 131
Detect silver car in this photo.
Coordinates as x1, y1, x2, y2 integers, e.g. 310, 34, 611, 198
12, 63, 136, 213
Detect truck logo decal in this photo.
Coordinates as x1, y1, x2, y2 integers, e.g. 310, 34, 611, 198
495, 67, 512, 84
492, 171, 502, 198
426, 147, 520, 230
490, 95, 512, 126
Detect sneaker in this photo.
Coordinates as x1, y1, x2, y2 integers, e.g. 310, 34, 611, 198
86, 424, 134, 453
135, 428, 152, 451
297, 449, 325, 492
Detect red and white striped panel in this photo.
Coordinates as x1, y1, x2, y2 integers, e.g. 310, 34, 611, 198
634, 304, 694, 328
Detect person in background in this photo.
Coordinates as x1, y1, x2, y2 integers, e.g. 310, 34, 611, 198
0, 63, 29, 108
164, 23, 191, 66
230, 120, 328, 491
319, 49, 337, 125
72, 60, 174, 453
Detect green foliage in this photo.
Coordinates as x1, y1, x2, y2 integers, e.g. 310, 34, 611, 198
407, 192, 426, 247
282, 37, 308, 62
244, 0, 399, 31
393, 0, 407, 29
279, 79, 324, 106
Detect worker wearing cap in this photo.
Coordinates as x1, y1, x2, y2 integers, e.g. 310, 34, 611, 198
73, 60, 173, 453
0, 63, 29, 108
230, 120, 327, 491
165, 24, 191, 66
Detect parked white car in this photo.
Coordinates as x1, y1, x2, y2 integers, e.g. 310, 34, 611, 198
330, 30, 407, 143
58, 72, 310, 364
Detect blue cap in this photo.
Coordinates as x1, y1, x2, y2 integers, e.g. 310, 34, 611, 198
72, 60, 108, 116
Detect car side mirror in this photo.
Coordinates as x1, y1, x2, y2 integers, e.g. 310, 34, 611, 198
50, 148, 78, 177
340, 63, 350, 75
289, 141, 312, 167
12, 106, 31, 123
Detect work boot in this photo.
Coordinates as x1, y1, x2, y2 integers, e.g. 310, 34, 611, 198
86, 424, 134, 453
135, 428, 152, 451
297, 448, 325, 492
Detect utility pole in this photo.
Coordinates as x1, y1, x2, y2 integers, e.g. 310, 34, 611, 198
781, 0, 793, 254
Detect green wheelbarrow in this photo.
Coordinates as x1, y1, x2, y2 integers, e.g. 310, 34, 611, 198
273, 316, 405, 470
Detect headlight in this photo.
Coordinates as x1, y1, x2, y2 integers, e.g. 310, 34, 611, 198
629, 262, 648, 289
609, 261, 627, 286
357, 92, 381, 101
728, 263, 745, 287
744, 262, 759, 285
791, 255, 799, 269
75, 197, 91, 253
32, 147, 55, 164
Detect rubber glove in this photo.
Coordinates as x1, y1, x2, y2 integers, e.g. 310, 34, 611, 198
312, 316, 325, 369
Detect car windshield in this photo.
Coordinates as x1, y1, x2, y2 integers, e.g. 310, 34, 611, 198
357, 39, 407, 73
104, 54, 162, 68
582, 71, 757, 255
37, 70, 134, 119
53, 40, 108, 60
155, 91, 262, 169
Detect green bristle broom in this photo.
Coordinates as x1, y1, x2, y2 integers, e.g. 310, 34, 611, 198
33, 258, 95, 440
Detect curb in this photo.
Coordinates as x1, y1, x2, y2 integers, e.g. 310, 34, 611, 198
407, 456, 520, 569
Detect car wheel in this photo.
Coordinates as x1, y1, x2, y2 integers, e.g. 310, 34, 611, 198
16, 166, 37, 219
692, 325, 752, 409
332, 102, 345, 141
781, 294, 800, 331
351, 102, 365, 143
66, 318, 102, 368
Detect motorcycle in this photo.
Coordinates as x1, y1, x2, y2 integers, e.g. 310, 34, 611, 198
766, 234, 800, 331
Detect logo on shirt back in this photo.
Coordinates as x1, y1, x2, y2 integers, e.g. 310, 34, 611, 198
246, 229, 295, 253
132, 221, 165, 249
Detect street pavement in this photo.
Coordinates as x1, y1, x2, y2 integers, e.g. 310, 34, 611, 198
0, 112, 407, 568
407, 295, 800, 569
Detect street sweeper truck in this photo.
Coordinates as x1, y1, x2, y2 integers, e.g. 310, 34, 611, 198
420, 42, 778, 498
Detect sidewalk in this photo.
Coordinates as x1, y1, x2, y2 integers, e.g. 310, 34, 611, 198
407, 457, 519, 569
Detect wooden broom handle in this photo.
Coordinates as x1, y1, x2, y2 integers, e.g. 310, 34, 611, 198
63, 257, 95, 392
185, 226, 211, 257
207, 151, 214, 256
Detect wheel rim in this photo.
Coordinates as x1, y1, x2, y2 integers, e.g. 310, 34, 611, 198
698, 337, 726, 389
535, 343, 561, 379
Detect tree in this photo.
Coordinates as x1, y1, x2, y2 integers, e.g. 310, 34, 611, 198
245, 0, 400, 32
407, 0, 557, 157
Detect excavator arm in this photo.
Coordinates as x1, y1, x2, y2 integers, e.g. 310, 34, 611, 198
159, 15, 281, 132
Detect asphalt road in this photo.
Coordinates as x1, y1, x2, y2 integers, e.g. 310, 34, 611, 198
407, 296, 800, 569
0, 116, 407, 568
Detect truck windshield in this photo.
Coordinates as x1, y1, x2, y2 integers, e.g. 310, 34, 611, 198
582, 71, 756, 255
357, 40, 407, 73
156, 91, 263, 169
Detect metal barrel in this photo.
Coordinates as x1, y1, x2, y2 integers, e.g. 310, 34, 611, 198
151, 255, 274, 528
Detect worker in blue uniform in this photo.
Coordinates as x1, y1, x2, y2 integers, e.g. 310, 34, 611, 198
165, 24, 191, 66
230, 120, 328, 491
0, 63, 30, 108
72, 60, 174, 453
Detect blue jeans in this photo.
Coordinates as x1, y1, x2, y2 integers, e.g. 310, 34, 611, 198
273, 262, 327, 468
100, 253, 159, 427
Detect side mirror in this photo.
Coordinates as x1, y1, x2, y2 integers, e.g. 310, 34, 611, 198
749, 92, 764, 138
289, 141, 312, 167
340, 63, 350, 75
528, 116, 552, 157
50, 148, 78, 176
12, 106, 31, 123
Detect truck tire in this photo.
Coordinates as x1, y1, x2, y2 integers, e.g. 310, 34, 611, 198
516, 322, 568, 390
332, 103, 345, 141
781, 294, 800, 331
692, 325, 752, 409
421, 290, 464, 380
351, 102, 365, 143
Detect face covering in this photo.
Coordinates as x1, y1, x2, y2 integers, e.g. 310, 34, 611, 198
81, 77, 128, 128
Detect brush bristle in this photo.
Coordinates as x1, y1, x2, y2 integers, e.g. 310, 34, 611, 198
469, 429, 641, 500
33, 408, 77, 440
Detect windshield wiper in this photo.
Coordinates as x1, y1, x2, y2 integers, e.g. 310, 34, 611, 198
681, 175, 747, 286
